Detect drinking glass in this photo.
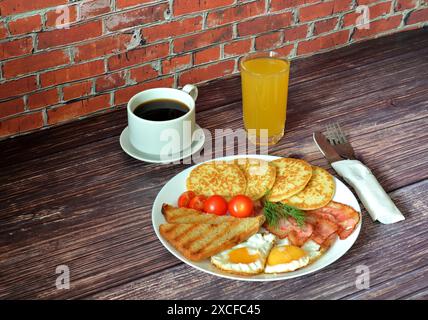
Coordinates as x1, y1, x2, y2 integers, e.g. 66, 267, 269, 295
240, 51, 290, 146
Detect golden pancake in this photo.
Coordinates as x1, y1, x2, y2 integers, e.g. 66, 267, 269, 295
282, 166, 335, 210
267, 158, 312, 202
233, 158, 276, 200
186, 161, 247, 199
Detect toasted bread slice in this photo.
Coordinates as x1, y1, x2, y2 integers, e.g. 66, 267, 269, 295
162, 204, 236, 224
159, 215, 265, 261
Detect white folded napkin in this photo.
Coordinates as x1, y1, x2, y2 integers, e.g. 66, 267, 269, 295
331, 160, 405, 224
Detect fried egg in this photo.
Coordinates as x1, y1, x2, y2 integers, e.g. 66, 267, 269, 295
264, 238, 322, 273
211, 233, 276, 275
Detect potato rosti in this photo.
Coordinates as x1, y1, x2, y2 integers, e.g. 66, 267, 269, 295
267, 158, 312, 202
282, 166, 335, 210
186, 161, 247, 199
234, 158, 276, 200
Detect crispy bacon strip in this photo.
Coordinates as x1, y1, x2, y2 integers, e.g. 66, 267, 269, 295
307, 215, 338, 245
263, 201, 359, 247
279, 217, 313, 246
307, 201, 360, 240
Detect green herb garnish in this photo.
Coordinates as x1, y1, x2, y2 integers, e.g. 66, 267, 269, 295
263, 201, 306, 227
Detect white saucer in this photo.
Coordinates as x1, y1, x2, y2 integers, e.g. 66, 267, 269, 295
120, 124, 206, 164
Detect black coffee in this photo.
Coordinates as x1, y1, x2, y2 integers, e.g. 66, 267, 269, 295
133, 99, 189, 121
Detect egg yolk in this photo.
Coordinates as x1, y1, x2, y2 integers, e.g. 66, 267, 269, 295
267, 245, 306, 266
228, 247, 260, 264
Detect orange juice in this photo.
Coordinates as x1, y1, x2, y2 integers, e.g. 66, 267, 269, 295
240, 54, 290, 145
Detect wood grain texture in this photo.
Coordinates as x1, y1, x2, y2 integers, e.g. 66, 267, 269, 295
0, 29, 427, 299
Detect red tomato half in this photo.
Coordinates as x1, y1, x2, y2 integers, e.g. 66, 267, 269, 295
178, 191, 196, 208
188, 195, 207, 211
203, 195, 228, 216
228, 195, 254, 218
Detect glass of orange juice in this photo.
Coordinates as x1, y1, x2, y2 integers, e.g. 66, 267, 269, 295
240, 51, 290, 145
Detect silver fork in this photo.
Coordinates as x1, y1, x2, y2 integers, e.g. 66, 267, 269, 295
325, 122, 356, 160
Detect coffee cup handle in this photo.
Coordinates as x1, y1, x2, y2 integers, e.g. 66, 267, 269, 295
182, 84, 198, 102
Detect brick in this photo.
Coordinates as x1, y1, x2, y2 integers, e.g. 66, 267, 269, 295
38, 20, 103, 49
142, 16, 202, 42
298, 30, 349, 55
174, 26, 233, 52
270, 0, 319, 12
63, 81, 93, 101
162, 55, 192, 74
3, 50, 70, 78
173, 0, 234, 16
206, 0, 265, 27
114, 77, 174, 105
0, 22, 8, 40
396, 0, 418, 11
48, 94, 111, 125
353, 15, 402, 40
275, 44, 294, 57
406, 8, 428, 25
356, 0, 380, 4
342, 11, 361, 27
0, 98, 25, 119
299, 0, 353, 22
343, 4, 391, 28
179, 60, 234, 86
0, 76, 38, 100
74, 34, 133, 62
369, 1, 392, 19
8, 15, 42, 35
81, 0, 111, 19
129, 64, 159, 83
41, 60, 105, 87
108, 42, 169, 71
283, 25, 308, 42
255, 32, 282, 50
105, 3, 167, 32
313, 18, 338, 36
237, 12, 292, 37
0, 0, 67, 16
0, 37, 33, 60
0, 112, 44, 138
194, 46, 220, 65
116, 0, 156, 9
45, 5, 78, 28
95, 72, 127, 92
27, 89, 59, 110
223, 38, 252, 57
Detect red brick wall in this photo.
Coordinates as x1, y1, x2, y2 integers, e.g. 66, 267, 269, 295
0, 0, 427, 139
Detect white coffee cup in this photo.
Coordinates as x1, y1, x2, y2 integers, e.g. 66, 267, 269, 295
127, 84, 198, 156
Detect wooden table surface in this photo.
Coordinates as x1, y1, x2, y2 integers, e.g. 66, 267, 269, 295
0, 29, 427, 300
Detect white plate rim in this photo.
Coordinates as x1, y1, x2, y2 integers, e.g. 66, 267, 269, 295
152, 154, 362, 281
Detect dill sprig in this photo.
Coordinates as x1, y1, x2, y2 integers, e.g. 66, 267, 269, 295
263, 201, 306, 227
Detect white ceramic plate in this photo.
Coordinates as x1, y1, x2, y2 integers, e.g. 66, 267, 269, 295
152, 154, 362, 281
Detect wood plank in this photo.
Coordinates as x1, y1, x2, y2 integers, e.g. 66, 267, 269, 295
0, 114, 426, 299
88, 180, 428, 300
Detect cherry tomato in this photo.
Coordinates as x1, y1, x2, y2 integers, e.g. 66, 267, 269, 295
203, 195, 228, 216
188, 195, 207, 211
177, 191, 196, 208
228, 195, 254, 218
